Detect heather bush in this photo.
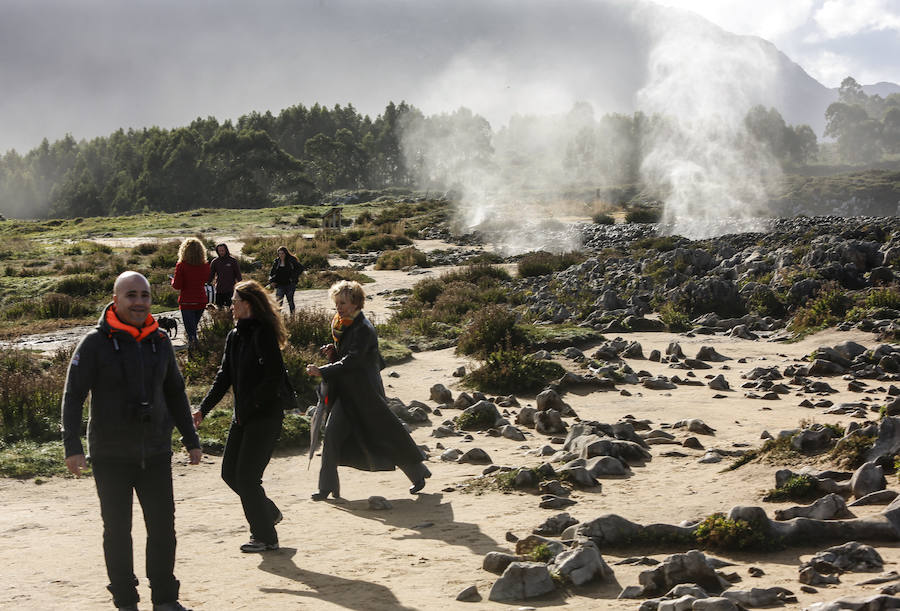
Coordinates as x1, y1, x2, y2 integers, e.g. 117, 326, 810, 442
55, 274, 106, 297
375, 247, 427, 270
693, 512, 780, 551
411, 277, 444, 305
517, 251, 585, 278
789, 283, 853, 335
457, 305, 526, 357
865, 287, 900, 309
658, 302, 692, 332
625, 207, 662, 223
464, 346, 565, 394
37, 293, 96, 319
0, 347, 70, 443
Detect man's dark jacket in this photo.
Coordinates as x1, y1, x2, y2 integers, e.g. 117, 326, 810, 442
198, 318, 286, 424
319, 312, 424, 471
61, 303, 201, 461
208, 252, 242, 295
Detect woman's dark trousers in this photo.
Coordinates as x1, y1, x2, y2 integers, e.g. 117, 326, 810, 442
275, 284, 296, 314
221, 415, 282, 544
92, 453, 180, 607
318, 401, 352, 495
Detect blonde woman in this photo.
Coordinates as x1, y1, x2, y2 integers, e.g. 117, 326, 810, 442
305, 281, 430, 500
170, 237, 209, 346
194, 280, 287, 553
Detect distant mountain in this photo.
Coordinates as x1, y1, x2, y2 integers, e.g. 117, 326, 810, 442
860, 82, 900, 98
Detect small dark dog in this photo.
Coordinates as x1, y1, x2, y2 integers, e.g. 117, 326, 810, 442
157, 315, 178, 339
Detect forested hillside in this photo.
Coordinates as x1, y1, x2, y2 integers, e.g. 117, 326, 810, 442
0, 101, 420, 219
2, 77, 899, 221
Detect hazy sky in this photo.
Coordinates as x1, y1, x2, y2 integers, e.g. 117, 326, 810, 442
656, 0, 900, 88
1, 0, 897, 154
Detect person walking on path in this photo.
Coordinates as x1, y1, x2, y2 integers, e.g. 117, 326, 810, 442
194, 280, 287, 553
267, 246, 303, 315
305, 280, 430, 501
208, 243, 242, 308
171, 237, 210, 348
61, 271, 202, 611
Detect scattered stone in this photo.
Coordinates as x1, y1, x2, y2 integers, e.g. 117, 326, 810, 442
774, 493, 852, 521
430, 383, 453, 404
850, 461, 887, 499
455, 585, 481, 602
539, 495, 577, 509
533, 512, 579, 536
548, 541, 613, 586
457, 448, 492, 464
483, 551, 523, 574
368, 496, 392, 510
849, 489, 899, 506
682, 437, 705, 450
708, 374, 730, 391
440, 448, 463, 461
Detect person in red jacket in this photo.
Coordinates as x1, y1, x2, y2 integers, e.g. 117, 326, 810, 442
171, 237, 210, 348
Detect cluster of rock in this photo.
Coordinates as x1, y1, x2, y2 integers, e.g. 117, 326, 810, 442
369, 336, 900, 608
471, 494, 900, 606
515, 216, 900, 336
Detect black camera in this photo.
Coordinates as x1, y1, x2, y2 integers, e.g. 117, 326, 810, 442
138, 401, 153, 424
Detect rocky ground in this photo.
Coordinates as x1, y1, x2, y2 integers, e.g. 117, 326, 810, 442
4, 217, 900, 610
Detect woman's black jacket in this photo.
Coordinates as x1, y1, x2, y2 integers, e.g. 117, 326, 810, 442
199, 318, 285, 424
268, 255, 302, 286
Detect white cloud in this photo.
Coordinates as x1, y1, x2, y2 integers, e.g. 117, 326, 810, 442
653, 0, 815, 40
798, 49, 855, 86
814, 0, 900, 38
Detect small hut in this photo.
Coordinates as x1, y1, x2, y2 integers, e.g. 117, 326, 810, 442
322, 207, 343, 231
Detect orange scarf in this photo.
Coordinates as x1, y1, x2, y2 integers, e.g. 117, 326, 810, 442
331, 312, 356, 343
107, 307, 160, 342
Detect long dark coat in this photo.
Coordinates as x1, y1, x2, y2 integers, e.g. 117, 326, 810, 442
318, 312, 424, 471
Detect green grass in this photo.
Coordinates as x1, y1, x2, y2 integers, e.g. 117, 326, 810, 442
829, 434, 875, 469
0, 440, 72, 478
693, 512, 782, 551
762, 474, 819, 502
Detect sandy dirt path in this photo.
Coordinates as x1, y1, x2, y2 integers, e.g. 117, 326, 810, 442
3, 328, 900, 609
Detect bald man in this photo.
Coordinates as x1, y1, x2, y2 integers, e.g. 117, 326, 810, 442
61, 271, 202, 611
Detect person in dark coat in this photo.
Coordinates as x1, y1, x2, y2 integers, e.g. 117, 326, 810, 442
208, 243, 242, 308
267, 246, 303, 315
305, 280, 430, 500
61, 271, 201, 611
194, 280, 287, 553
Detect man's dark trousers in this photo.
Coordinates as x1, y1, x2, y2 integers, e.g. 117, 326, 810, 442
221, 415, 282, 544
92, 453, 180, 607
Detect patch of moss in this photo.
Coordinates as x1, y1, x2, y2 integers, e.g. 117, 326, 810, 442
829, 434, 875, 469
528, 543, 554, 563
763, 474, 818, 502
693, 512, 782, 551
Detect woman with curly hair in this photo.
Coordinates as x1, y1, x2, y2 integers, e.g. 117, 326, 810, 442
194, 280, 288, 553
170, 237, 210, 347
